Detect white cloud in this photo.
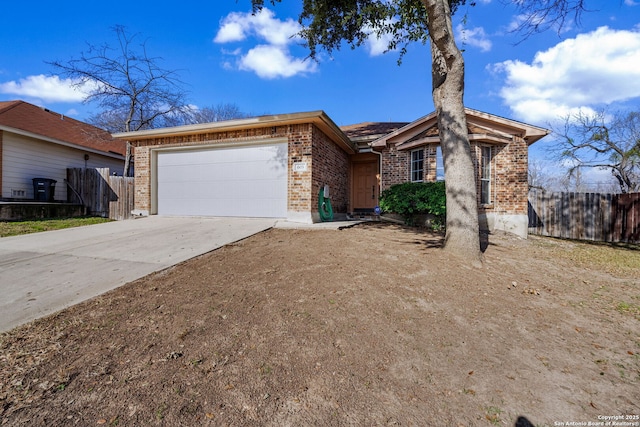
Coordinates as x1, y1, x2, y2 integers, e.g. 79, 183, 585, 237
0, 74, 96, 103
455, 24, 492, 52
238, 45, 316, 79
625, 0, 639, 6
250, 9, 301, 45
214, 8, 301, 45
221, 47, 243, 56
365, 31, 394, 56
214, 8, 314, 79
214, 17, 246, 43
491, 26, 640, 124
362, 20, 399, 57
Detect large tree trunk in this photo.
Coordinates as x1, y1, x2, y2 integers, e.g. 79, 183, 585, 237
423, 0, 483, 264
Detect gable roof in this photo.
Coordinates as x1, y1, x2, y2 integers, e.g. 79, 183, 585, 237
0, 100, 126, 157
372, 108, 550, 149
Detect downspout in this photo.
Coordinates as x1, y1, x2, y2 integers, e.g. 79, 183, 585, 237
359, 143, 384, 210
375, 149, 383, 207
65, 179, 87, 215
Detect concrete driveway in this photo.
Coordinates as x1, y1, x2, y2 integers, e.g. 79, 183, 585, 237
0, 216, 275, 333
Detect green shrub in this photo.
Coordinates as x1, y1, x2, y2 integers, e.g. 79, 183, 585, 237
379, 182, 446, 228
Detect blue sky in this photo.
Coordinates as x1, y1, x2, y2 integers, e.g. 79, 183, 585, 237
1, 0, 639, 184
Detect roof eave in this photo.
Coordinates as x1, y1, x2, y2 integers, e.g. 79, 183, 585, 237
370, 111, 438, 148
524, 130, 551, 145
113, 111, 357, 154
313, 112, 358, 154
464, 107, 550, 144
372, 108, 551, 148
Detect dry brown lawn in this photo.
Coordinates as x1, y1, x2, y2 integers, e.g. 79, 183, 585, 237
1, 223, 639, 426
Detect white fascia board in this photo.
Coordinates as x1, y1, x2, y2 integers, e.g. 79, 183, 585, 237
113, 110, 357, 154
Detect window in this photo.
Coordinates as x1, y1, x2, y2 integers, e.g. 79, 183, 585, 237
411, 149, 424, 182
436, 146, 445, 181
480, 146, 492, 205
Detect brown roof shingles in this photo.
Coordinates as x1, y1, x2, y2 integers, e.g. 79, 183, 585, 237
340, 122, 409, 140
0, 100, 126, 156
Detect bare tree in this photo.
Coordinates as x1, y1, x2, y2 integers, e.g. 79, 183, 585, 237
88, 104, 194, 131
48, 25, 190, 176
558, 167, 589, 192
528, 159, 553, 190
553, 109, 640, 193
529, 159, 602, 192
507, 0, 587, 37
184, 103, 251, 124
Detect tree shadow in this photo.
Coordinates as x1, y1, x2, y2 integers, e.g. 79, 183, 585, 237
352, 220, 505, 253
515, 416, 535, 427
353, 221, 445, 249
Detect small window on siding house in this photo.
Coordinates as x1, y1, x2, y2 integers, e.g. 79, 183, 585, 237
480, 146, 492, 205
411, 149, 424, 182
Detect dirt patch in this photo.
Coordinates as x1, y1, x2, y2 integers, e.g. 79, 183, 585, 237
1, 222, 639, 426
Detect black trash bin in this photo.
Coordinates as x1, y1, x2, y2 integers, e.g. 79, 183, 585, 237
32, 178, 57, 202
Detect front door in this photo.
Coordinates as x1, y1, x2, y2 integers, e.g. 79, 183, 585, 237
352, 161, 379, 211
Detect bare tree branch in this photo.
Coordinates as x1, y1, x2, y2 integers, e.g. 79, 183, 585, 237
506, 0, 590, 38
48, 26, 190, 176
551, 109, 640, 193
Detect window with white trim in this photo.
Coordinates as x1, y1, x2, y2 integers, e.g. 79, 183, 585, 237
411, 149, 424, 182
436, 146, 444, 181
480, 146, 492, 205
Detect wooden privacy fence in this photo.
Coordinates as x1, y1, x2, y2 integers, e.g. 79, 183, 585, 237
528, 188, 640, 243
66, 168, 134, 221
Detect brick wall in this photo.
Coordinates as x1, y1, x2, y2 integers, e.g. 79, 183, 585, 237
380, 144, 438, 189
379, 138, 529, 216
134, 146, 150, 212
424, 145, 439, 182
130, 122, 350, 218
486, 136, 528, 215
311, 124, 350, 214
381, 145, 409, 189
0, 131, 3, 194
288, 124, 313, 212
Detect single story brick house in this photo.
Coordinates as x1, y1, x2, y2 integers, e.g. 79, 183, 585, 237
115, 108, 548, 237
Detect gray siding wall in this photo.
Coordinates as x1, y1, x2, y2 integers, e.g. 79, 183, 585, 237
2, 132, 125, 201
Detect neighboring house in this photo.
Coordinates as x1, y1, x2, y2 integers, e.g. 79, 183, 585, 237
115, 108, 548, 237
0, 100, 126, 202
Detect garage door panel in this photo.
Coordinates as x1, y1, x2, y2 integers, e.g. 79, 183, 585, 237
157, 143, 288, 218
159, 163, 286, 183
159, 179, 285, 201
159, 197, 285, 218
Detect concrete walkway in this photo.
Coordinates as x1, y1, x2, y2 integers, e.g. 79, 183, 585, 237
0, 216, 363, 333
0, 216, 278, 333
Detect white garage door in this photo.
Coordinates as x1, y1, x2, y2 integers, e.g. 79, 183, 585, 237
157, 143, 288, 218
